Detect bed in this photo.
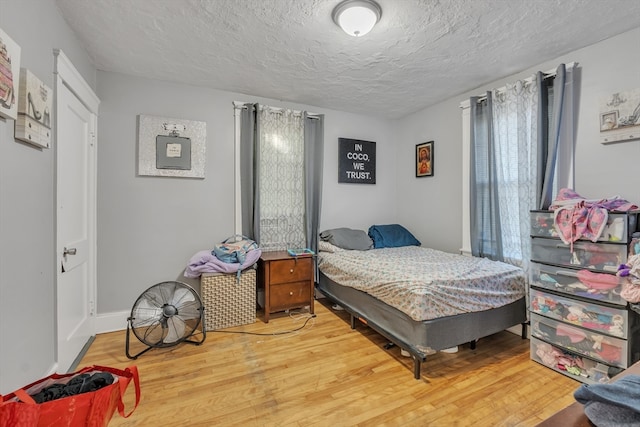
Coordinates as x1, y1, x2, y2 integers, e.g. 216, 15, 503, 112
316, 225, 528, 379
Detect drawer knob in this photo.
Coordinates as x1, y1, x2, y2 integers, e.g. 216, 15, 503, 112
289, 291, 294, 296
290, 269, 294, 273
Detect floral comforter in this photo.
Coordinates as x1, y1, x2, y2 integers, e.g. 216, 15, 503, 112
318, 246, 526, 322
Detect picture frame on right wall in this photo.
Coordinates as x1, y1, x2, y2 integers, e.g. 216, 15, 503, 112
0, 27, 21, 121
416, 141, 434, 177
599, 88, 640, 144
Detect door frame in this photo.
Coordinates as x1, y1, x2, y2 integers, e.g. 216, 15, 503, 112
53, 49, 100, 372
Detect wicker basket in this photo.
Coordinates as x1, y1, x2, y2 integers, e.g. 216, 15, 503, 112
201, 269, 256, 330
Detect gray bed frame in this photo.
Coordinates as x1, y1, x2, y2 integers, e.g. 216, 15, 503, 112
317, 271, 528, 379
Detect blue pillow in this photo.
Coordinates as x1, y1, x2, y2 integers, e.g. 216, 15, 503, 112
368, 224, 421, 249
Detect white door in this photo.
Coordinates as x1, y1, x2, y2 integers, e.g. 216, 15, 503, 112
55, 50, 99, 373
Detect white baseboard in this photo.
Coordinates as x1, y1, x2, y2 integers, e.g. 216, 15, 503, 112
459, 248, 472, 257
95, 310, 129, 334
46, 361, 59, 376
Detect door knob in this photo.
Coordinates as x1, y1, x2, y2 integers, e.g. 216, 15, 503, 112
63, 247, 77, 256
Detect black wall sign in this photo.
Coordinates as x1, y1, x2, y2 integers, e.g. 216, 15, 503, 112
338, 138, 376, 184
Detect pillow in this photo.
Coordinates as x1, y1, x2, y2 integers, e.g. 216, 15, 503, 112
319, 228, 373, 251
318, 241, 344, 253
368, 224, 421, 249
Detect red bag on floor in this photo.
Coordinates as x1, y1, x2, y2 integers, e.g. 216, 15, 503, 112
0, 365, 140, 427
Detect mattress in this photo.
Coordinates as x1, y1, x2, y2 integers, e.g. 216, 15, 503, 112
317, 246, 526, 322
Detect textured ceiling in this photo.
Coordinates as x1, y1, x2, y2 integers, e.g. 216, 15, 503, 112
55, 0, 640, 119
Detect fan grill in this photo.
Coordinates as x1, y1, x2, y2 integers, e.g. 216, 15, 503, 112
126, 281, 206, 359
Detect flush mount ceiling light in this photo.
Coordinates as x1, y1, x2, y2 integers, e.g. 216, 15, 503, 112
332, 0, 382, 37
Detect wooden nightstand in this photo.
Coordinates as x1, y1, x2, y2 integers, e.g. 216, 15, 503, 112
257, 251, 314, 323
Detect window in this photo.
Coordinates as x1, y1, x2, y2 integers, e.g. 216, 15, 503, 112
461, 63, 576, 272
234, 103, 324, 253
257, 107, 306, 251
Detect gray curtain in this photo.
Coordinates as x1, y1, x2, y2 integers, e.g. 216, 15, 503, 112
535, 71, 548, 210
469, 92, 504, 261
304, 113, 324, 255
536, 64, 576, 209
239, 103, 260, 241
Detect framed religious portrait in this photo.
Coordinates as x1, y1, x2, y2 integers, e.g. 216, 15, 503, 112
416, 141, 433, 177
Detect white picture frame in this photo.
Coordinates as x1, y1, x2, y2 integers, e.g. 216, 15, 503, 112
14, 68, 53, 148
599, 88, 640, 144
0, 27, 21, 121
137, 115, 206, 178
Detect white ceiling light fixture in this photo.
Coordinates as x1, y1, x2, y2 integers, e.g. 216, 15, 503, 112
332, 0, 382, 37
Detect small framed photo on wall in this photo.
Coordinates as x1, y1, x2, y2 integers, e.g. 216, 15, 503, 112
0, 27, 21, 121
416, 141, 433, 177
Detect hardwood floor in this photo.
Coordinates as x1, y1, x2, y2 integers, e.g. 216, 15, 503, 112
80, 299, 580, 426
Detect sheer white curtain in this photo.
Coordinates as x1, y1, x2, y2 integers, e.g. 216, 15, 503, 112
466, 64, 577, 276
258, 107, 306, 251
491, 79, 538, 270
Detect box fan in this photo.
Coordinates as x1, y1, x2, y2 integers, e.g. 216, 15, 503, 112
125, 281, 206, 359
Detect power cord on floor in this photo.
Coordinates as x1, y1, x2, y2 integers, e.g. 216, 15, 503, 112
209, 313, 316, 336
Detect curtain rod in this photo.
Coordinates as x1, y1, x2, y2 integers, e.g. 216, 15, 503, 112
233, 101, 321, 119
459, 61, 577, 109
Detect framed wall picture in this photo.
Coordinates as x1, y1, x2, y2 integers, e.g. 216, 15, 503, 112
15, 68, 53, 148
0, 27, 21, 120
416, 141, 433, 177
599, 88, 640, 144
338, 137, 376, 184
137, 115, 206, 178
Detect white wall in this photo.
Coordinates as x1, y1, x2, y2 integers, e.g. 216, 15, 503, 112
393, 97, 464, 254
95, 71, 396, 317
395, 27, 640, 254
0, 0, 96, 393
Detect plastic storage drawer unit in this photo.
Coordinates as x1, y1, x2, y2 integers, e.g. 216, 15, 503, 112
530, 211, 635, 243
531, 237, 628, 273
531, 313, 628, 368
530, 336, 618, 384
530, 288, 628, 337
529, 261, 626, 306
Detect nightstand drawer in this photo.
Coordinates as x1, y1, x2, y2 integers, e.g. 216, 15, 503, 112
531, 237, 627, 273
269, 257, 313, 285
530, 288, 628, 338
269, 281, 311, 311
531, 313, 627, 368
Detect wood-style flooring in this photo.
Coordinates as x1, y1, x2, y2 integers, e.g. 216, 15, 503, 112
79, 299, 580, 426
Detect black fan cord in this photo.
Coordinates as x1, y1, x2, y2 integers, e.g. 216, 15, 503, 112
209, 314, 316, 336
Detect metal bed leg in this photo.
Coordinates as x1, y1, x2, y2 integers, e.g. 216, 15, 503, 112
413, 357, 421, 379
342, 305, 425, 379
470, 339, 477, 350
521, 322, 527, 339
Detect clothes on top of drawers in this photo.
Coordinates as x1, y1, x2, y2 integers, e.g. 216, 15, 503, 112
531, 211, 630, 243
